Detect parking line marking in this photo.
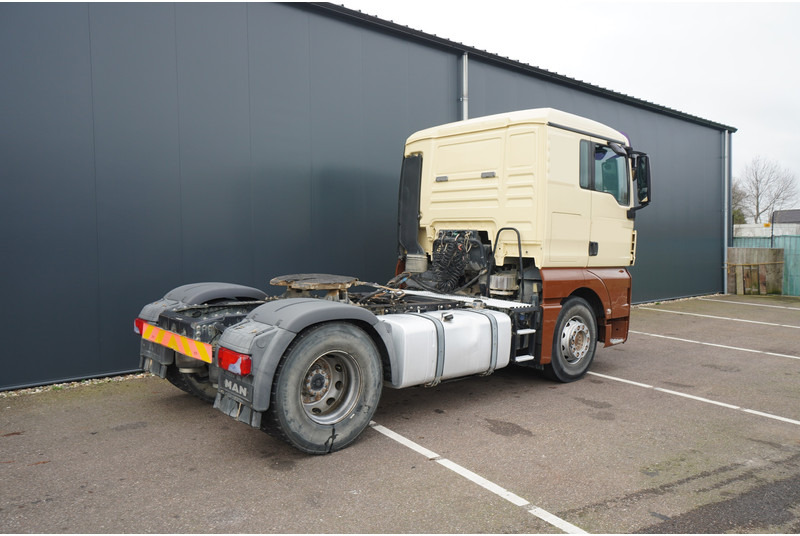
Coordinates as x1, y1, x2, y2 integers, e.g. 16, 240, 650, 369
639, 308, 800, 329
699, 297, 800, 311
653, 388, 741, 410
587, 372, 800, 427
369, 422, 439, 459
629, 330, 800, 360
369, 421, 587, 534
588, 372, 653, 389
436, 458, 531, 506
741, 409, 800, 426
528, 506, 588, 534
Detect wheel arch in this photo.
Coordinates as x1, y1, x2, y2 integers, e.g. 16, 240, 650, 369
140, 282, 267, 323
281, 318, 396, 386
241, 299, 396, 412
565, 287, 605, 327
164, 282, 267, 305
539, 268, 615, 364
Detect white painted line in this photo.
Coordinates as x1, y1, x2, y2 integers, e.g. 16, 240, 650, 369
586, 372, 653, 389
587, 372, 800, 428
699, 297, 800, 311
639, 307, 800, 329
369, 421, 586, 534
629, 330, 800, 360
653, 388, 741, 410
742, 409, 800, 427
436, 458, 530, 507
369, 421, 439, 459
529, 507, 588, 534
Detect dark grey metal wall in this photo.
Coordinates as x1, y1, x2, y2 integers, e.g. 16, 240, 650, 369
0, 2, 731, 390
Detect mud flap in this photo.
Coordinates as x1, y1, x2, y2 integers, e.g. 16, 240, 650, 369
139, 339, 173, 378
214, 391, 262, 428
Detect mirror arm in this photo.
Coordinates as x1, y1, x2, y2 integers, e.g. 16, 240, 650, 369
626, 202, 650, 220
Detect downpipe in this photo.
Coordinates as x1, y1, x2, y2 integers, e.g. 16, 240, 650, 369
722, 130, 732, 294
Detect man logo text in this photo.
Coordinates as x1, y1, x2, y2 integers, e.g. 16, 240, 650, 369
223, 379, 248, 398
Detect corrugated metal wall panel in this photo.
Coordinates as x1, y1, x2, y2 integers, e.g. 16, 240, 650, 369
0, 4, 103, 387
89, 4, 184, 377
732, 237, 800, 296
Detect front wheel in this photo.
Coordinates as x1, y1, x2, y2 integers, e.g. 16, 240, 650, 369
546, 297, 598, 382
263, 322, 383, 454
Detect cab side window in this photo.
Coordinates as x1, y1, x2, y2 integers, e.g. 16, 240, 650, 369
579, 140, 630, 205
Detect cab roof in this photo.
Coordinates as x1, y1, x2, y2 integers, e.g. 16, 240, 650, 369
406, 108, 628, 146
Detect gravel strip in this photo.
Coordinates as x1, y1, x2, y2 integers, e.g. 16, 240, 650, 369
0, 373, 152, 398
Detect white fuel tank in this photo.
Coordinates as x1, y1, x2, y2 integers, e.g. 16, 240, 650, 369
380, 309, 512, 388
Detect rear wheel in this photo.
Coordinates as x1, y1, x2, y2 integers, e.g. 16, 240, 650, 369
263, 322, 383, 454
546, 297, 597, 382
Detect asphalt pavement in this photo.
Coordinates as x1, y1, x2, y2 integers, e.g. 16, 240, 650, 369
2, 293, 799, 533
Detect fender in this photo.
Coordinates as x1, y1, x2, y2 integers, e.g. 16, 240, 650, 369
164, 282, 267, 305
248, 298, 378, 332
539, 268, 631, 364
217, 298, 397, 419
139, 282, 266, 322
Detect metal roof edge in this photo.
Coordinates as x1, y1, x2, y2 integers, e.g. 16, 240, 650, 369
297, 2, 738, 134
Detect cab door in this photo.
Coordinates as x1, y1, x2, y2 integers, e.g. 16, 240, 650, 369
584, 141, 635, 267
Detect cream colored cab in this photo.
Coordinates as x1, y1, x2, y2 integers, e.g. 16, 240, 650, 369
404, 108, 637, 269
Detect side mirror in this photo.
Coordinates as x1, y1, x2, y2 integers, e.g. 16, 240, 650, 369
627, 152, 651, 219
633, 153, 651, 206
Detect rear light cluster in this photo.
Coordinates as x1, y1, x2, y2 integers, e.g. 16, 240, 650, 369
218, 347, 252, 376
134, 318, 147, 335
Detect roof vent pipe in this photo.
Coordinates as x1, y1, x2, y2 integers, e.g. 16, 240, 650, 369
459, 52, 469, 120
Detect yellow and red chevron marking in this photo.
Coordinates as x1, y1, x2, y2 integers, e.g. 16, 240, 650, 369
141, 323, 213, 364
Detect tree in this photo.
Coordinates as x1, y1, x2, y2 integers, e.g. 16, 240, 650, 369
734, 156, 798, 223
731, 183, 747, 224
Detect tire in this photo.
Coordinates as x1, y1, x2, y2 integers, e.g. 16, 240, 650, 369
263, 322, 383, 454
546, 297, 597, 382
165, 364, 217, 403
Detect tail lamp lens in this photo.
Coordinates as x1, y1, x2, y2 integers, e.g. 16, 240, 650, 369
134, 318, 147, 335
218, 347, 252, 376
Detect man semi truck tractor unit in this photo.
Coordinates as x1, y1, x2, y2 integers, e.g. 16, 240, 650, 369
135, 108, 651, 454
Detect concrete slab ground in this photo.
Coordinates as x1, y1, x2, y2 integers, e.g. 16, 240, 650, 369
2, 294, 799, 533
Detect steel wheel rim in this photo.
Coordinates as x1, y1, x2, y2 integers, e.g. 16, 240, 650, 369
560, 316, 591, 364
301, 351, 362, 425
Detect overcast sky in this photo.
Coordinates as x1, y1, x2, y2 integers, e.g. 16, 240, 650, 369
340, 0, 800, 193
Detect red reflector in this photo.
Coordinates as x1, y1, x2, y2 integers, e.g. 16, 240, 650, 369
218, 347, 252, 376
134, 318, 147, 335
